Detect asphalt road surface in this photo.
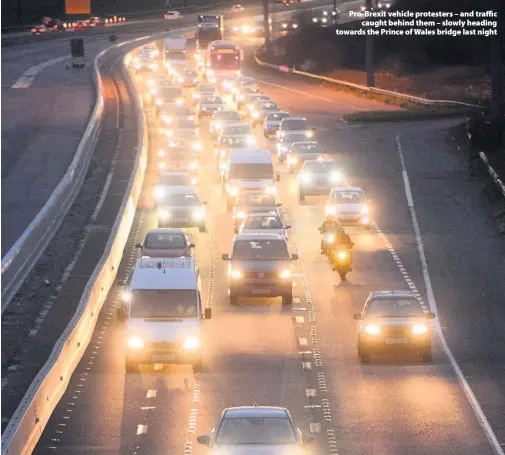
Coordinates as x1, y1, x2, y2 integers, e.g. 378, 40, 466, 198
30, 36, 505, 455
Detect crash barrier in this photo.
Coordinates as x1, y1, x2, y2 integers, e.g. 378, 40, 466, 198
479, 152, 505, 198
0, 45, 148, 455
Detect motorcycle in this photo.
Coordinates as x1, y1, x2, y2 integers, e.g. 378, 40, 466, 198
319, 227, 338, 257
330, 245, 352, 280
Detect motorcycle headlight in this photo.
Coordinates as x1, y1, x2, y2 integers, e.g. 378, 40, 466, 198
337, 251, 348, 260
183, 336, 200, 349
128, 336, 145, 350
306, 130, 313, 138
279, 269, 292, 279
361, 205, 370, 214
265, 185, 276, 194
155, 187, 165, 199
326, 234, 335, 243
193, 207, 206, 220
158, 209, 170, 219
299, 172, 312, 183
230, 268, 243, 279
412, 324, 428, 335
228, 186, 239, 196
364, 324, 381, 335
330, 171, 341, 182
326, 205, 337, 216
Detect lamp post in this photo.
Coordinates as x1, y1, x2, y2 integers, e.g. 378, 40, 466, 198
365, 0, 375, 87
263, 0, 271, 54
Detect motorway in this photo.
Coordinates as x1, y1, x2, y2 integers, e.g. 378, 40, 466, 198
25, 30, 505, 455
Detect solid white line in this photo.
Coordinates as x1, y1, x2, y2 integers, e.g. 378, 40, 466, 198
91, 168, 115, 221
11, 56, 70, 88
395, 135, 504, 455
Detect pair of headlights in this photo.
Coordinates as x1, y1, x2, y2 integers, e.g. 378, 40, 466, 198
229, 268, 291, 280
363, 324, 428, 336
128, 335, 200, 350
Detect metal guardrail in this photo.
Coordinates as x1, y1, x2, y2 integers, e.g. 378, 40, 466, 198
479, 152, 505, 198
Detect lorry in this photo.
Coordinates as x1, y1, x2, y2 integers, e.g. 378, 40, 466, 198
118, 257, 211, 372
163, 35, 187, 66
196, 15, 224, 51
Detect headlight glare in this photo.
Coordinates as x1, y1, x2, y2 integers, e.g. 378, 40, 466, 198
412, 324, 428, 335
364, 324, 381, 335
230, 269, 242, 279
279, 269, 292, 279
326, 205, 337, 216
183, 336, 200, 349
361, 205, 370, 214
128, 336, 144, 349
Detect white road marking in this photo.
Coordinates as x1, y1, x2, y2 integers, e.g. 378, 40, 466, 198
299, 337, 308, 346
146, 389, 157, 399
253, 77, 367, 111
310, 423, 322, 433
136, 424, 148, 435
11, 56, 70, 88
295, 316, 305, 323
302, 361, 312, 370
306, 388, 317, 397
395, 135, 504, 455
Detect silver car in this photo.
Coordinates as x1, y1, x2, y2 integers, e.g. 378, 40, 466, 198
276, 132, 311, 162
250, 99, 278, 125
236, 86, 262, 106
263, 111, 290, 137
197, 406, 314, 451
197, 95, 224, 117
136, 228, 194, 258
325, 187, 371, 228
157, 187, 207, 232
237, 212, 291, 238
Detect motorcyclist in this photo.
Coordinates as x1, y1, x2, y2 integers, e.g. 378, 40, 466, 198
330, 226, 354, 270
319, 220, 340, 254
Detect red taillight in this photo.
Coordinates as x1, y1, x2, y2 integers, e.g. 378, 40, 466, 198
31, 28, 36, 32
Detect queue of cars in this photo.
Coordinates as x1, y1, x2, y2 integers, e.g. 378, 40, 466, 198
118, 37, 435, 377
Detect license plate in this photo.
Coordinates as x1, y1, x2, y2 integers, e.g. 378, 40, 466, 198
386, 338, 408, 344
252, 288, 271, 294
152, 354, 175, 361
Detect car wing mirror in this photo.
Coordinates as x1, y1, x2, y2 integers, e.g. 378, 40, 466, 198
353, 313, 364, 320
204, 307, 212, 320
197, 435, 211, 446
291, 253, 299, 261
222, 253, 231, 260
302, 434, 315, 445
426, 311, 436, 319
284, 224, 291, 229
135, 243, 142, 248
276, 203, 282, 207
189, 243, 195, 248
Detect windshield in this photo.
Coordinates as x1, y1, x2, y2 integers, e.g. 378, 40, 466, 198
201, 96, 223, 104
256, 101, 277, 110
282, 120, 308, 130
215, 417, 298, 445
160, 88, 183, 99
229, 163, 273, 179
331, 191, 365, 203
173, 119, 196, 129
159, 174, 190, 185
233, 240, 289, 260
144, 232, 187, 249
267, 112, 289, 121
241, 194, 277, 207
215, 112, 241, 121
198, 27, 221, 40
282, 133, 309, 143
221, 137, 249, 148
303, 161, 338, 172
292, 143, 322, 154
367, 298, 424, 317
244, 215, 282, 229
210, 50, 240, 69
161, 194, 200, 206
131, 290, 198, 318
223, 125, 250, 135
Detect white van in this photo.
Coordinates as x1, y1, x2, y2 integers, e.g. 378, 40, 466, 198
118, 257, 211, 372
164, 35, 186, 64
224, 150, 280, 210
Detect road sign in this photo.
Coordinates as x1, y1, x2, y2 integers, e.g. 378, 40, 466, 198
66, 0, 90, 14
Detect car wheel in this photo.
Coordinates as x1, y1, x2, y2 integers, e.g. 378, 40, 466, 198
192, 358, 203, 373
199, 224, 206, 233
125, 359, 138, 373
421, 349, 432, 363
298, 192, 305, 202
229, 294, 238, 305
282, 294, 292, 305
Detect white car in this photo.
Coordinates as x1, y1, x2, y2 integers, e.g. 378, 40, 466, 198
219, 122, 253, 140
155, 172, 196, 205
238, 212, 291, 237
168, 125, 202, 152
244, 94, 271, 114
250, 99, 278, 125
263, 111, 290, 137
164, 10, 181, 19
298, 159, 342, 201
197, 95, 225, 117
193, 84, 219, 103
197, 406, 314, 451
210, 110, 241, 137
325, 187, 371, 228
236, 86, 261, 106
277, 116, 314, 139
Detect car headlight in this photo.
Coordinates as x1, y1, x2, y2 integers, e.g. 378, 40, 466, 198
122, 289, 131, 302
228, 185, 239, 196
330, 171, 341, 182
306, 130, 313, 138
158, 209, 170, 219
178, 78, 184, 83
176, 98, 184, 105
230, 268, 243, 279
162, 115, 172, 124
322, 18, 327, 23
312, 18, 318, 22
191, 177, 198, 185
361, 217, 369, 224
233, 26, 239, 31
282, 23, 288, 28
194, 93, 201, 99
412, 324, 428, 335
128, 336, 145, 350
136, 65, 141, 69
364, 324, 381, 335
183, 336, 200, 349
192, 141, 202, 151
193, 207, 206, 219
207, 69, 215, 76
158, 150, 165, 160
299, 172, 312, 184
159, 162, 166, 169
238, 94, 245, 100
155, 187, 165, 199
189, 160, 199, 170
326, 205, 337, 216
292, 23, 298, 28
235, 211, 246, 219
156, 99, 162, 105
279, 269, 292, 279
151, 88, 158, 96
288, 156, 298, 164
361, 205, 370, 214
213, 121, 221, 129
246, 136, 256, 146
265, 185, 276, 194
201, 106, 207, 111
252, 112, 260, 119
166, 130, 173, 137
220, 150, 227, 158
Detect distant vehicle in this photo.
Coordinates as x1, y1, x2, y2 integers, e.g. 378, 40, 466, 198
197, 95, 225, 117
197, 406, 314, 448
263, 111, 290, 137
276, 132, 312, 162
238, 212, 291, 238
136, 228, 194, 258
196, 16, 224, 50
312, 9, 339, 26
232, 193, 282, 228
250, 100, 278, 125
46, 19, 65, 31
205, 41, 243, 83
236, 86, 261, 106
325, 187, 371, 228
354, 291, 435, 363
377, 0, 393, 8
280, 19, 298, 32
192, 84, 219, 102
298, 159, 342, 201
164, 10, 181, 19
210, 110, 241, 137
222, 233, 297, 305
286, 141, 325, 173
230, 4, 245, 12
159, 105, 192, 125
155, 172, 197, 203
74, 20, 88, 28
157, 187, 207, 231
30, 24, 47, 34
87, 16, 105, 26
277, 116, 313, 139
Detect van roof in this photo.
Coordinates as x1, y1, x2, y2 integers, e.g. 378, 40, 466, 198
229, 150, 272, 164
131, 257, 198, 290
